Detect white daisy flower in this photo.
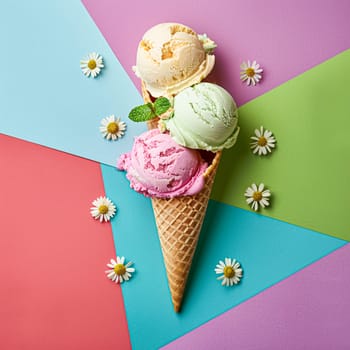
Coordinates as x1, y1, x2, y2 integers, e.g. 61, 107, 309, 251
244, 183, 271, 211
215, 258, 243, 286
90, 196, 116, 222
240, 60, 263, 86
198, 33, 217, 53
80, 52, 104, 78
105, 256, 135, 284
250, 126, 276, 155
99, 115, 126, 141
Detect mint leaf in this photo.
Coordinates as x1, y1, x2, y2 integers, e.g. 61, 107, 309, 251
128, 103, 156, 122
154, 97, 171, 116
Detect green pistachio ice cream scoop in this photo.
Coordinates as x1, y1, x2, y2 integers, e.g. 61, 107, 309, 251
164, 82, 240, 152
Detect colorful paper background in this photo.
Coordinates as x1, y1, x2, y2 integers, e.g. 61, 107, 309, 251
0, 1, 145, 166
162, 244, 350, 350
0, 135, 130, 350
82, 0, 350, 106
1, 0, 349, 349
213, 50, 350, 241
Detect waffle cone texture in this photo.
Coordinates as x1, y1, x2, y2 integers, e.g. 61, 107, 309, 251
142, 82, 222, 312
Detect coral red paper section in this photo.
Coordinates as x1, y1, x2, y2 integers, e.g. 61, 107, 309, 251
0, 134, 131, 350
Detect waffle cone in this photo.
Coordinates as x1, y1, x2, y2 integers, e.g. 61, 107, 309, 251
142, 82, 222, 312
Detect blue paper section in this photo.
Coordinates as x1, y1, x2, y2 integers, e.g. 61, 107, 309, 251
101, 163, 347, 350
0, 1, 145, 166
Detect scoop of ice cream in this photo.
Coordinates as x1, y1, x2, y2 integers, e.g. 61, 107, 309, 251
164, 83, 240, 152
117, 129, 208, 198
133, 23, 215, 98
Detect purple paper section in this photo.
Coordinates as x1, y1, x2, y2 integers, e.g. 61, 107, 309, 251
162, 244, 350, 350
82, 0, 350, 106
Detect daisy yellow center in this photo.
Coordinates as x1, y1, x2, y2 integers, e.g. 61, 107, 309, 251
107, 122, 119, 134
88, 59, 97, 70
98, 204, 109, 214
245, 68, 255, 77
114, 264, 126, 276
223, 266, 235, 278
258, 136, 267, 146
253, 191, 262, 201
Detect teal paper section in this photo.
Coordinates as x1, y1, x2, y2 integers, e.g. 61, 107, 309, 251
101, 163, 347, 350
0, 1, 145, 165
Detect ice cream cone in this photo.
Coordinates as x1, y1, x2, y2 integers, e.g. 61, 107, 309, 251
142, 82, 222, 312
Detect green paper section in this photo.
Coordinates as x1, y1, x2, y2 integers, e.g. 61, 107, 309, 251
212, 49, 350, 242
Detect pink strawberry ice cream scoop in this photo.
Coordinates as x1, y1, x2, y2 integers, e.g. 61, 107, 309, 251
117, 129, 208, 198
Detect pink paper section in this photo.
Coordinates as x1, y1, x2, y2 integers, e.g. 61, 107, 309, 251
82, 0, 350, 106
162, 244, 350, 350
0, 135, 131, 350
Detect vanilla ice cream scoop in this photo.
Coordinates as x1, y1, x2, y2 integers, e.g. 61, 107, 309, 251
133, 23, 215, 98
